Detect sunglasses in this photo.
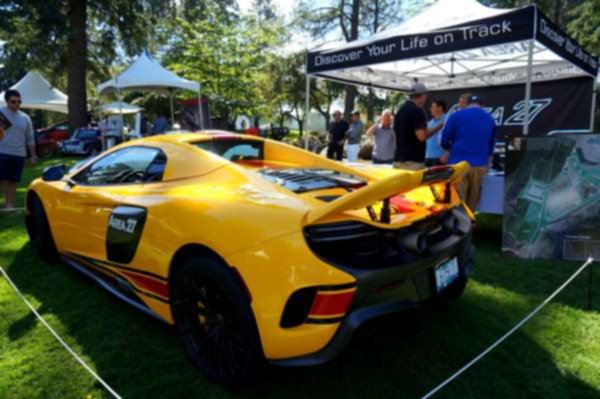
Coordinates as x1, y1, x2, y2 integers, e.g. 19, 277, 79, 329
9, 100, 21, 104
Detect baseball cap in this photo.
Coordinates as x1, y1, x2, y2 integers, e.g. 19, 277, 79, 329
468, 95, 483, 104
410, 82, 427, 94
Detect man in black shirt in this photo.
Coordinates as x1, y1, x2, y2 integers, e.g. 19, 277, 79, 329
393, 82, 430, 170
327, 110, 349, 161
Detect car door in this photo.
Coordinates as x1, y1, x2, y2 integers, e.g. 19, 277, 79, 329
56, 146, 166, 263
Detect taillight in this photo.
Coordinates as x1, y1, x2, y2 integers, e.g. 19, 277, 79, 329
280, 285, 356, 328
308, 289, 355, 319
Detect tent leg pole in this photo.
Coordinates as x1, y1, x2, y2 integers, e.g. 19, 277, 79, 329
523, 39, 534, 136
304, 75, 310, 150
118, 90, 124, 144
170, 91, 175, 130
590, 84, 596, 131
198, 86, 204, 130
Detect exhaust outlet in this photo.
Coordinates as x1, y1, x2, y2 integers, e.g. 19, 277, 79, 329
401, 232, 426, 254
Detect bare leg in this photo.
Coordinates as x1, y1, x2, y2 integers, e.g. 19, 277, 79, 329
4, 181, 16, 208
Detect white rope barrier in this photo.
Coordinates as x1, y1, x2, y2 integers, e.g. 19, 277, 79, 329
0, 266, 122, 399
421, 257, 594, 399
0, 207, 26, 213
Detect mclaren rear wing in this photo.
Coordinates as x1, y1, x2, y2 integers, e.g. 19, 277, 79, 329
304, 162, 470, 225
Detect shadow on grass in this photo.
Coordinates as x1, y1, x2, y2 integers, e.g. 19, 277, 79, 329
4, 243, 599, 399
7, 312, 37, 342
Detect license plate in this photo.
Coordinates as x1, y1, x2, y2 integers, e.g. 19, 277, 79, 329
435, 257, 459, 292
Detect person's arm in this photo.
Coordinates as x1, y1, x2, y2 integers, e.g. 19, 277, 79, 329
338, 122, 349, 145
487, 121, 497, 171
413, 110, 429, 142
25, 117, 37, 164
441, 115, 454, 150
425, 120, 444, 138
367, 121, 379, 136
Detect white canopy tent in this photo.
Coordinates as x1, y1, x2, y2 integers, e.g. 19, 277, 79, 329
97, 50, 203, 128
100, 101, 143, 115
0, 71, 68, 114
305, 0, 599, 147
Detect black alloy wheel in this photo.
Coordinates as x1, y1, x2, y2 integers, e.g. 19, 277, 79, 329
29, 196, 59, 261
172, 257, 262, 385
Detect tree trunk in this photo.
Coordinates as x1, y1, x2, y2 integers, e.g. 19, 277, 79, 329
344, 86, 357, 119
67, 0, 88, 134
553, 0, 562, 25
367, 88, 375, 122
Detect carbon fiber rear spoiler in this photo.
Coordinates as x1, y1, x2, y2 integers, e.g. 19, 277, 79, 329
304, 162, 469, 225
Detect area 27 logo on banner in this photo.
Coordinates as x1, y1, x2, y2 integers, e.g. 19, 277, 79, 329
447, 98, 552, 127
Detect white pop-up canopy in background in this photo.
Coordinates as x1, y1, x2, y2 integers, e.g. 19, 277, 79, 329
97, 50, 203, 128
100, 101, 143, 115
0, 71, 68, 114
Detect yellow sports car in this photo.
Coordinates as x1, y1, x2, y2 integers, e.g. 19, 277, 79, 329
26, 131, 475, 384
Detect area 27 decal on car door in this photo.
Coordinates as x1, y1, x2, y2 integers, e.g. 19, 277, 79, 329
106, 206, 147, 264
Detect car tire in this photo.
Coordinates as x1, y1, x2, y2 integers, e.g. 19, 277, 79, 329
171, 255, 263, 386
89, 147, 99, 157
37, 144, 55, 158
29, 196, 59, 261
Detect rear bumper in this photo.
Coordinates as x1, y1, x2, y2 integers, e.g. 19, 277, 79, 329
272, 239, 475, 366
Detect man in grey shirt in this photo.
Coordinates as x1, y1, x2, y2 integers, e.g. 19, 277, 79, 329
0, 89, 36, 210
346, 111, 363, 162
367, 109, 395, 164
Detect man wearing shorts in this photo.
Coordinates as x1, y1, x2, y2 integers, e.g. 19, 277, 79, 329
0, 89, 36, 210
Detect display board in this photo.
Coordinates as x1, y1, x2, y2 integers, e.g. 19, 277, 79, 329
502, 134, 600, 260
431, 77, 594, 138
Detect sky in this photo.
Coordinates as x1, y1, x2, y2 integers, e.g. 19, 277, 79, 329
237, 0, 315, 54
237, 0, 299, 18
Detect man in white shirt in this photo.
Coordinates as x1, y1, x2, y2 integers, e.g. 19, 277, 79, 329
0, 90, 36, 210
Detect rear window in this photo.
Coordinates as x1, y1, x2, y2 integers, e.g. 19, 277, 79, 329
195, 140, 264, 161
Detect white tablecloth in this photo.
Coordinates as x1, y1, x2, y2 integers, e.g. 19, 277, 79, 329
478, 173, 504, 214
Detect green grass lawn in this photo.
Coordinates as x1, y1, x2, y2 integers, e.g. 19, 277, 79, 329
1, 158, 599, 398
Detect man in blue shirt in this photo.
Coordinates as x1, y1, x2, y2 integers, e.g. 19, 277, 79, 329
425, 100, 447, 166
441, 95, 496, 210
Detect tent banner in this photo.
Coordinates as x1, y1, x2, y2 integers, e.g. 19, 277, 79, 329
307, 6, 535, 74
179, 98, 210, 130
430, 77, 594, 138
536, 13, 599, 76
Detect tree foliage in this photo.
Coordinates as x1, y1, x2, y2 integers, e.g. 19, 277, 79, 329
166, 4, 285, 124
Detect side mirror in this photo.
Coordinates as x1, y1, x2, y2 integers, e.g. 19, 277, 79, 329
42, 164, 65, 182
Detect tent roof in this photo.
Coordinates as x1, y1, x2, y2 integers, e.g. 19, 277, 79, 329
307, 0, 599, 92
0, 71, 68, 113
100, 101, 143, 115
97, 50, 199, 95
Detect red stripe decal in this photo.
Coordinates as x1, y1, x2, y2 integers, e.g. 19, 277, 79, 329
120, 271, 169, 299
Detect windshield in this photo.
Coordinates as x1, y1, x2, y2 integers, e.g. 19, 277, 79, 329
194, 140, 264, 161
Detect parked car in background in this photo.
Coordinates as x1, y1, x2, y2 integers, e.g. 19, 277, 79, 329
35, 121, 69, 158
58, 127, 105, 157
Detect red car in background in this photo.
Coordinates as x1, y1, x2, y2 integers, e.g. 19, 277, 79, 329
35, 121, 69, 158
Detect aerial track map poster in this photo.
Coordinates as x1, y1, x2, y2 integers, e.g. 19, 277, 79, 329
503, 134, 600, 260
